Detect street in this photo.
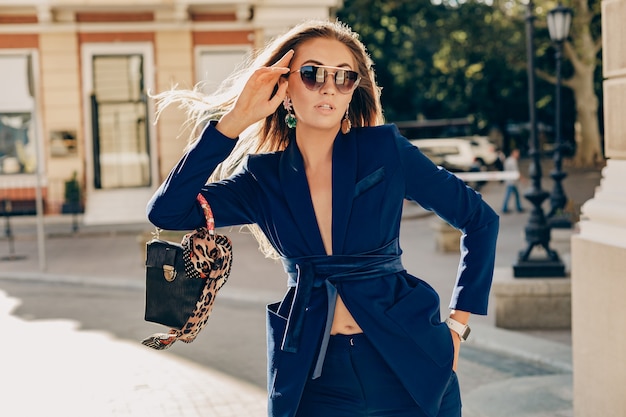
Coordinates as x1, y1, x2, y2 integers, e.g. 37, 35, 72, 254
0, 268, 563, 400
0, 179, 574, 396
1, 163, 600, 416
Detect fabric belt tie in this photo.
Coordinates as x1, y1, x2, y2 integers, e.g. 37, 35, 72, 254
280, 238, 405, 379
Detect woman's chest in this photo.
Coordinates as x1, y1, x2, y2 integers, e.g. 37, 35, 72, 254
256, 172, 405, 257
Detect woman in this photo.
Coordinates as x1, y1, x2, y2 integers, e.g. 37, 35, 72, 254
147, 19, 499, 417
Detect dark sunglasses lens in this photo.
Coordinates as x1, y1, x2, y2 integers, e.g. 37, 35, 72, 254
299, 66, 358, 93
333, 69, 358, 92
299, 66, 319, 90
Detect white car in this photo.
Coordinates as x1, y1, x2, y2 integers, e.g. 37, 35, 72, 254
409, 136, 497, 172
463, 136, 499, 166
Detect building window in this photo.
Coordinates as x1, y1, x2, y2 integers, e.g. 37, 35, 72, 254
0, 113, 33, 174
91, 53, 151, 189
196, 48, 249, 94
0, 55, 36, 175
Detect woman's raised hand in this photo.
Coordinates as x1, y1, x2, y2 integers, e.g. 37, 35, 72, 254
216, 50, 294, 139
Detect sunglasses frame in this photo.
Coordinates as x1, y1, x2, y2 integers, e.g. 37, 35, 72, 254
289, 65, 361, 94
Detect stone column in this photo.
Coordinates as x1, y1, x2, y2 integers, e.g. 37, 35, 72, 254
572, 1, 626, 415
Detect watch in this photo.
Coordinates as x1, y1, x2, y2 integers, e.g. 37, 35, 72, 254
445, 317, 471, 342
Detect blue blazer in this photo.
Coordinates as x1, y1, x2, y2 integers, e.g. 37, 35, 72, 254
147, 122, 499, 417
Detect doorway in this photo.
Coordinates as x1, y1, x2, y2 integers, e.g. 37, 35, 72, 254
82, 43, 156, 224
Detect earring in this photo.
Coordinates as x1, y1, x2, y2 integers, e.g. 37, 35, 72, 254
341, 108, 352, 134
283, 96, 297, 129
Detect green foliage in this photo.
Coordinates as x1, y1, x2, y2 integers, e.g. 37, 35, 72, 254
336, 0, 600, 145
337, 0, 446, 121
64, 171, 81, 204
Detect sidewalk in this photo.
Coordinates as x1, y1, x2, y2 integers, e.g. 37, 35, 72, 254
0, 290, 267, 417
0, 163, 600, 417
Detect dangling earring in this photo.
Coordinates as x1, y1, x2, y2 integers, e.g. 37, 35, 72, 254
283, 96, 297, 129
341, 108, 352, 134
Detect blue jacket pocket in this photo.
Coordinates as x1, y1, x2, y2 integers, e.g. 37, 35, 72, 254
385, 280, 453, 368
354, 167, 385, 198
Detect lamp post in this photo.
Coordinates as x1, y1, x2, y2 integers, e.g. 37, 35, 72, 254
513, 0, 565, 277
546, 3, 573, 228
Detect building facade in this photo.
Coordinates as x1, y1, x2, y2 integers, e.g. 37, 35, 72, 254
0, 0, 341, 224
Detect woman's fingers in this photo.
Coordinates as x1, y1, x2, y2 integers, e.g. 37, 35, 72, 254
216, 51, 294, 137
272, 49, 294, 68
239, 68, 287, 113
269, 77, 289, 109
238, 51, 293, 114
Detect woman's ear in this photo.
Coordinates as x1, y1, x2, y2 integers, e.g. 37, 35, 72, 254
279, 73, 291, 95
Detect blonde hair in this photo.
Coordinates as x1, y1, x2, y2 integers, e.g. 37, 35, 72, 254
154, 19, 384, 258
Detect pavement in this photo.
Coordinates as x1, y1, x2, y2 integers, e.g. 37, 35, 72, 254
0, 161, 602, 417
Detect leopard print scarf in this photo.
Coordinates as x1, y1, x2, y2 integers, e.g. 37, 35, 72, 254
142, 194, 233, 350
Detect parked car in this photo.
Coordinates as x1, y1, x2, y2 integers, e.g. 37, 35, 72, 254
409, 136, 498, 172
463, 136, 499, 167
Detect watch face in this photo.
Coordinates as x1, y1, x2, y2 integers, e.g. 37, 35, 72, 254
461, 326, 471, 341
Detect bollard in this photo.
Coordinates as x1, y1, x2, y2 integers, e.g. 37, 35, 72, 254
1, 199, 26, 261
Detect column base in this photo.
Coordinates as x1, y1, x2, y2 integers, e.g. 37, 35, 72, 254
513, 251, 566, 278
492, 268, 571, 329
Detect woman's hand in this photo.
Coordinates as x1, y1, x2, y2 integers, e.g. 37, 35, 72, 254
217, 50, 294, 139
449, 309, 470, 372
450, 330, 461, 371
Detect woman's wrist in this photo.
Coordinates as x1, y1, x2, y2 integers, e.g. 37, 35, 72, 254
215, 111, 245, 139
449, 309, 470, 325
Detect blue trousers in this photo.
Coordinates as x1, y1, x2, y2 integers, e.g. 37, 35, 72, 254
295, 334, 461, 417
501, 184, 523, 212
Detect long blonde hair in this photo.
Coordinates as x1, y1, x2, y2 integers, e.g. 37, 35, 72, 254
154, 19, 384, 258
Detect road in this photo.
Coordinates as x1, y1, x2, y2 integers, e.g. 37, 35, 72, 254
0, 277, 562, 398
0, 193, 568, 396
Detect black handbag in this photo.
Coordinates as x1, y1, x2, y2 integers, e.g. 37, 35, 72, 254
142, 194, 233, 350
144, 238, 204, 329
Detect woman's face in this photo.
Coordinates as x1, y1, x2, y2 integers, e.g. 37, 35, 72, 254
287, 38, 358, 135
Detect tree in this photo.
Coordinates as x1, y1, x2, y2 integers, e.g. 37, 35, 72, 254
336, 0, 603, 166
337, 0, 450, 121
423, 1, 531, 147
535, 0, 603, 167
337, 0, 546, 142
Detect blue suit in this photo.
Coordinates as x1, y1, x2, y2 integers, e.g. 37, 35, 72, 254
147, 122, 499, 417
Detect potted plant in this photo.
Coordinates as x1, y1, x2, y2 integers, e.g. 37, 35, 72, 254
62, 171, 83, 214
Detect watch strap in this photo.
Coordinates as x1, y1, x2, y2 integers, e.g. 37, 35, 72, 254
445, 317, 471, 342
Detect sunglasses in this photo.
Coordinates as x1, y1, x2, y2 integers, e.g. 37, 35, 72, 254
289, 65, 361, 94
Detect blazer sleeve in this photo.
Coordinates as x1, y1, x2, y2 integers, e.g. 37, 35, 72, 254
146, 121, 258, 231
393, 130, 500, 315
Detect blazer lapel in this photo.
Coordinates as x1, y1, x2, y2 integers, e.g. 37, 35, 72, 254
279, 140, 326, 254
332, 130, 357, 253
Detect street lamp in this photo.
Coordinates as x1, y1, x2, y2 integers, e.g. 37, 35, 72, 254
513, 0, 565, 277
546, 3, 573, 228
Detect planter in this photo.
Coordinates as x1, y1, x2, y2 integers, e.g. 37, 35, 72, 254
61, 202, 84, 214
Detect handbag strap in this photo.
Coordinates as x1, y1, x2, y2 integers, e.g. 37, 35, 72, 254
152, 193, 214, 239
196, 193, 215, 235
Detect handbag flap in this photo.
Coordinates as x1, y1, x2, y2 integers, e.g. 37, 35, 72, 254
146, 239, 182, 269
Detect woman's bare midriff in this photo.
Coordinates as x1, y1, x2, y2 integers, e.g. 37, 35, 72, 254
330, 295, 363, 335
